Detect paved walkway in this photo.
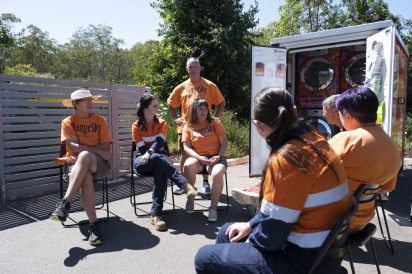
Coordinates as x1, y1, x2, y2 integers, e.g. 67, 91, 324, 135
1, 161, 412, 273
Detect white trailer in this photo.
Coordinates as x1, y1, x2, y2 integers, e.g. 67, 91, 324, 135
250, 20, 409, 176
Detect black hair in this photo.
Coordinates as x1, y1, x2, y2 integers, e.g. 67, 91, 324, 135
136, 93, 158, 131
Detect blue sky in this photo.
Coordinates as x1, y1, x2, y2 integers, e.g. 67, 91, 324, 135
2, 0, 411, 49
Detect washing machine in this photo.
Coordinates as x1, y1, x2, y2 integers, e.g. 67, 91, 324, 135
295, 48, 340, 109
298, 109, 340, 139
340, 45, 366, 92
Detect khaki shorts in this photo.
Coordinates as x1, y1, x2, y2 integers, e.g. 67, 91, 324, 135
68, 153, 111, 181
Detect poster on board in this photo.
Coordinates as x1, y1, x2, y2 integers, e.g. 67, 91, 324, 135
365, 26, 394, 135
250, 46, 287, 177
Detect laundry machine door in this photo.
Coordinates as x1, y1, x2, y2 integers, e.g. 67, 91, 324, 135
301, 57, 335, 92
345, 53, 366, 87
306, 117, 333, 139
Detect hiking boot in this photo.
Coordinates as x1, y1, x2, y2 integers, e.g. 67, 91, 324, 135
88, 222, 104, 246
151, 215, 167, 231
202, 180, 211, 196
208, 207, 218, 222
173, 185, 185, 195
183, 182, 198, 200
50, 198, 71, 222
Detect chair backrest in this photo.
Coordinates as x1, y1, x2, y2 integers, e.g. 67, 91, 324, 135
308, 196, 358, 274
353, 183, 380, 203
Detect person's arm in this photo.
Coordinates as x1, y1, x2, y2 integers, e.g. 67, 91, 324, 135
214, 100, 226, 118
183, 141, 210, 166
167, 104, 184, 126
67, 138, 112, 161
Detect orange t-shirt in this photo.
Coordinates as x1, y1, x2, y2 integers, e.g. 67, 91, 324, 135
328, 125, 400, 229
167, 77, 225, 133
182, 118, 226, 155
131, 118, 168, 149
56, 113, 113, 164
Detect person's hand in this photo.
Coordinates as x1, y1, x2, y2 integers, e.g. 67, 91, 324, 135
197, 155, 211, 166
209, 155, 221, 165
140, 152, 150, 165
174, 117, 184, 126
67, 156, 77, 164
226, 222, 252, 242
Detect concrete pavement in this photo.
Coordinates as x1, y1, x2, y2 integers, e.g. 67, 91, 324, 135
1, 161, 412, 274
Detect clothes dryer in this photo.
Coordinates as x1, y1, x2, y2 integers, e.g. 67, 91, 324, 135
295, 48, 340, 109
340, 45, 366, 92
298, 109, 340, 139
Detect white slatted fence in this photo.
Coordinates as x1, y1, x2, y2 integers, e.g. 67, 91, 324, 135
0, 74, 143, 203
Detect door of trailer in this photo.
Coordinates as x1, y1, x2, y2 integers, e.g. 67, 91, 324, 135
365, 26, 408, 161
250, 46, 287, 176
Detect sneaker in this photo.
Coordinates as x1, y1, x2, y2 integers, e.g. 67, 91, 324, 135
208, 207, 218, 222
231, 187, 260, 206
50, 198, 71, 222
151, 216, 167, 231
88, 222, 104, 246
183, 182, 198, 200
173, 185, 185, 195
202, 180, 211, 196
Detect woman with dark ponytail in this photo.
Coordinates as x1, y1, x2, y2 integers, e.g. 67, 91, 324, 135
132, 94, 197, 232
195, 88, 350, 273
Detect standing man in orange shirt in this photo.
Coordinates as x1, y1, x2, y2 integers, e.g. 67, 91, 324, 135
51, 89, 113, 246
168, 57, 225, 195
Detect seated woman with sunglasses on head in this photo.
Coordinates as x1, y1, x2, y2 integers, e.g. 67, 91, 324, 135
182, 98, 228, 222
132, 94, 197, 231
195, 88, 350, 274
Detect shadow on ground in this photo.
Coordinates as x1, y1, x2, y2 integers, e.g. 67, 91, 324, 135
63, 216, 159, 267
0, 176, 149, 231
344, 238, 412, 273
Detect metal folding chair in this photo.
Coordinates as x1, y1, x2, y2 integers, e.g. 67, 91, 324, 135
58, 142, 110, 227
308, 196, 357, 274
345, 184, 383, 274
130, 141, 175, 217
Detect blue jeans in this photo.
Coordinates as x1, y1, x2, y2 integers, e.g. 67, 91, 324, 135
133, 153, 187, 216
195, 223, 342, 274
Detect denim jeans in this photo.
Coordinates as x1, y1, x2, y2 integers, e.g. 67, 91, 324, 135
133, 153, 187, 216
194, 222, 340, 274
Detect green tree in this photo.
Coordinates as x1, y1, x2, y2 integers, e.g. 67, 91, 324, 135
149, 0, 258, 118
0, 13, 20, 72
130, 40, 159, 85
58, 24, 125, 82
10, 25, 57, 73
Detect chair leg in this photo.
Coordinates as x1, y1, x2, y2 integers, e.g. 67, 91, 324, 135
224, 172, 229, 210
369, 239, 381, 274
346, 244, 356, 274
376, 197, 395, 254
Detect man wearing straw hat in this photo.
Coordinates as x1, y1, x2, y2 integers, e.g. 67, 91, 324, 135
51, 89, 113, 246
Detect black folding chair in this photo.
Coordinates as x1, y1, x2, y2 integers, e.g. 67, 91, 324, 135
308, 196, 357, 274
130, 141, 175, 217
375, 192, 395, 254
345, 184, 384, 274
58, 142, 110, 227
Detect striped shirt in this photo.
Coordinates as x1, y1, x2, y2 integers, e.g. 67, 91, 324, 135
249, 130, 349, 250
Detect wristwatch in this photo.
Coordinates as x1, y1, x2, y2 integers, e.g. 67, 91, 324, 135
219, 154, 225, 161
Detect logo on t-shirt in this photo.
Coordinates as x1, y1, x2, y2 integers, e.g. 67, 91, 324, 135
71, 122, 101, 135
183, 86, 207, 96
194, 123, 215, 136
